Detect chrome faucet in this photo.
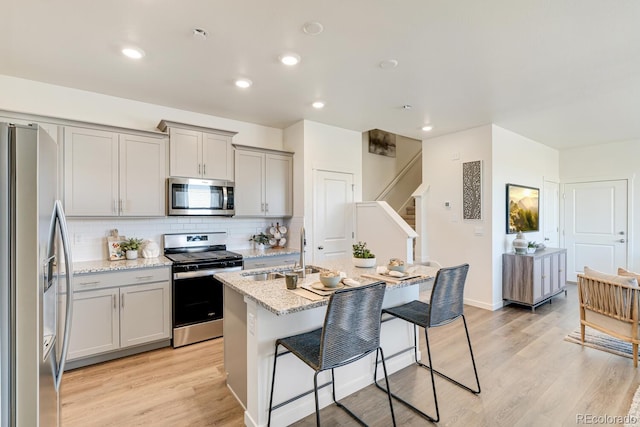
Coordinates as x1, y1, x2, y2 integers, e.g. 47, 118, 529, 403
299, 226, 306, 278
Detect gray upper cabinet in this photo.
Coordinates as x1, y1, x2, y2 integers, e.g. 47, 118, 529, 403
234, 145, 293, 217
158, 120, 236, 181
63, 126, 167, 216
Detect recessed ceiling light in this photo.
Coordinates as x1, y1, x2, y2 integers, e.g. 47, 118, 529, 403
379, 59, 398, 69
302, 21, 324, 36
235, 78, 253, 89
422, 125, 433, 132
121, 47, 145, 59
279, 53, 301, 66
312, 101, 325, 109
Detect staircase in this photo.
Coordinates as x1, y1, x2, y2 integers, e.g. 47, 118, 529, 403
401, 200, 416, 229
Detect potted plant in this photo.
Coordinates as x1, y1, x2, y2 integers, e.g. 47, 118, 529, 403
249, 232, 271, 252
352, 241, 376, 268
121, 237, 143, 260
527, 241, 537, 254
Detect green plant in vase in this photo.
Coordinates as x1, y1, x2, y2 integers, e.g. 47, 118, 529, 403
121, 237, 144, 260
352, 241, 376, 267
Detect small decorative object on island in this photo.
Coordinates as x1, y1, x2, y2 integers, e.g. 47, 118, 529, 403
527, 241, 537, 254
512, 231, 527, 254
352, 241, 376, 268
121, 237, 143, 260
387, 258, 406, 272
249, 232, 270, 252
319, 270, 341, 288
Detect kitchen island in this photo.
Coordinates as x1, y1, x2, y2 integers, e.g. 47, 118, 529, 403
216, 260, 437, 427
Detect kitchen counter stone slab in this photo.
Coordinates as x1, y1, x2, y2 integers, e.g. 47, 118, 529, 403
216, 259, 437, 316
72, 257, 172, 274
235, 247, 300, 259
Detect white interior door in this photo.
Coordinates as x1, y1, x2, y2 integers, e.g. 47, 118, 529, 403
313, 170, 354, 264
543, 180, 559, 248
564, 180, 627, 281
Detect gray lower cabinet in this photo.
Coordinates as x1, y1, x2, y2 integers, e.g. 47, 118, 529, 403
65, 267, 171, 366
502, 248, 567, 310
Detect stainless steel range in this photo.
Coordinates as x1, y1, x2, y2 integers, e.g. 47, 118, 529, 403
163, 232, 243, 348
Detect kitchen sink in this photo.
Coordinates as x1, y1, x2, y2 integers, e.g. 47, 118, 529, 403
245, 272, 284, 281
243, 266, 323, 282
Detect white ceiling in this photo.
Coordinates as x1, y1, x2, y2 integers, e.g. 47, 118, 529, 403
2, 0, 639, 149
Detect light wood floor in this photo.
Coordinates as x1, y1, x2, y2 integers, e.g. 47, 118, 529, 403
61, 283, 640, 426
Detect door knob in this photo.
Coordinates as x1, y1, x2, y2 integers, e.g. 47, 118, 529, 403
318, 246, 324, 250
544, 238, 550, 241
619, 239, 626, 243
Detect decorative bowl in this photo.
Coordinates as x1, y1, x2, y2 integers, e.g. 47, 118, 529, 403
319, 272, 341, 288
387, 258, 406, 272
353, 257, 376, 268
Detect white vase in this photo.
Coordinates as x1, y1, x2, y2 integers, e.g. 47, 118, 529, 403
353, 257, 376, 268
126, 250, 138, 260
513, 231, 527, 254
256, 243, 265, 253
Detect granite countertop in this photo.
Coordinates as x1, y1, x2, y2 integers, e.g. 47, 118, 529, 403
72, 256, 173, 274
235, 247, 300, 259
215, 259, 438, 316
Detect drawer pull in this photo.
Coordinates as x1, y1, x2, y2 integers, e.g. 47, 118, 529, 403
254, 263, 266, 267
78, 281, 100, 287
136, 275, 153, 280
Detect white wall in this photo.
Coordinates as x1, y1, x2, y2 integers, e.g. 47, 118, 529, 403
362, 132, 422, 201
0, 75, 283, 150
423, 125, 494, 309
423, 124, 559, 310
560, 140, 640, 271
284, 120, 362, 263
492, 125, 560, 308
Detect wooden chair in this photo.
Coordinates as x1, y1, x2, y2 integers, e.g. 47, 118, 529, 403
577, 273, 640, 366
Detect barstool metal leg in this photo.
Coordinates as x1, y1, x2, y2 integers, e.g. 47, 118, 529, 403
267, 343, 280, 427
378, 347, 397, 427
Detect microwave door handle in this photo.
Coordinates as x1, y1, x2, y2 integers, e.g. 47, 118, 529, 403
54, 200, 74, 391
223, 186, 228, 210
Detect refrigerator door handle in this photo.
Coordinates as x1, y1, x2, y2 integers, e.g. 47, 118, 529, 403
54, 200, 74, 391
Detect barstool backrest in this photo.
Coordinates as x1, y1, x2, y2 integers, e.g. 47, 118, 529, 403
428, 264, 470, 327
318, 281, 387, 370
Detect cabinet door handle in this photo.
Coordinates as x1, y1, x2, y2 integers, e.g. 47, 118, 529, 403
120, 199, 124, 214
113, 200, 118, 214
121, 294, 125, 309
265, 203, 269, 212
113, 294, 116, 310
203, 164, 206, 175
619, 239, 626, 243
261, 203, 265, 212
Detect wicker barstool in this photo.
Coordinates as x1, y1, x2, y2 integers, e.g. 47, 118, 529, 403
267, 281, 396, 426
374, 263, 480, 423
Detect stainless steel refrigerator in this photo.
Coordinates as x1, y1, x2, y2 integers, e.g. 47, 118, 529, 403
0, 123, 74, 426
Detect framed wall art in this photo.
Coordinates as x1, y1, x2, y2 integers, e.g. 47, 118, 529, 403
506, 183, 539, 234
368, 129, 396, 157
462, 160, 482, 220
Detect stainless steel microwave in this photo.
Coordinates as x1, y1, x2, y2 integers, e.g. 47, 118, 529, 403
168, 177, 235, 216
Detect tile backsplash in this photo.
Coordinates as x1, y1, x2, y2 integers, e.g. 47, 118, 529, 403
68, 216, 298, 262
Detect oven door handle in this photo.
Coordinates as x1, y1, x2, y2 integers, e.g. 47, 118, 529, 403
173, 266, 242, 280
